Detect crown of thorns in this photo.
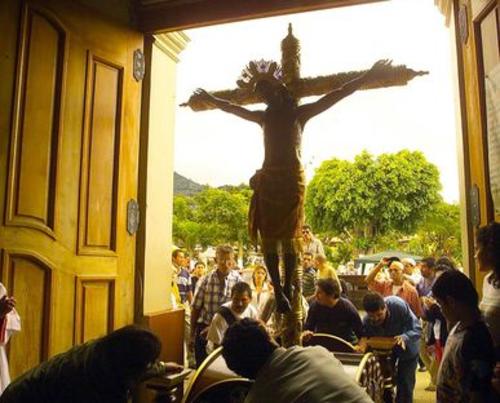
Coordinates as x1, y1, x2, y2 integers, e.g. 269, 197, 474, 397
236, 59, 283, 90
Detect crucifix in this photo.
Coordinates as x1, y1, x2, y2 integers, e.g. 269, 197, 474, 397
182, 24, 427, 346
182, 24, 427, 110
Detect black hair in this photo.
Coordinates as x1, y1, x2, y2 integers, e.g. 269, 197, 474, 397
231, 282, 252, 298
435, 263, 452, 273
477, 222, 500, 285
172, 249, 184, 259
421, 257, 436, 269
363, 292, 386, 312
432, 270, 479, 310
194, 261, 206, 267
216, 244, 234, 256
252, 265, 268, 287
316, 278, 340, 299
96, 325, 161, 383
436, 256, 455, 270
386, 256, 400, 264
222, 318, 277, 379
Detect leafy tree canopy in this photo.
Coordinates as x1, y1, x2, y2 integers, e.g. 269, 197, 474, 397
305, 150, 442, 247
408, 201, 462, 263
173, 186, 251, 251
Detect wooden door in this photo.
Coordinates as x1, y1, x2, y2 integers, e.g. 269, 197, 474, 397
0, 0, 142, 378
456, 0, 499, 285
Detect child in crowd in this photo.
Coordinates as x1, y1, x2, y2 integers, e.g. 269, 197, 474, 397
432, 270, 495, 402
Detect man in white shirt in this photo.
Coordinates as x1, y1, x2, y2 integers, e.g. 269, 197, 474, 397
222, 318, 372, 403
206, 282, 258, 353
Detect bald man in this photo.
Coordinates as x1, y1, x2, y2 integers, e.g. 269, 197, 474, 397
365, 258, 423, 317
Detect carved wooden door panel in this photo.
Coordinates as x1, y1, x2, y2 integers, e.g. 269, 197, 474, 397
457, 0, 499, 284
0, 0, 142, 378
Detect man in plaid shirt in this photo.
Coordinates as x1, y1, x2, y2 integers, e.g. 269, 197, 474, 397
190, 245, 241, 367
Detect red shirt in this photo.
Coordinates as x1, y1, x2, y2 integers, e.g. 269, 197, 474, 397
368, 279, 423, 317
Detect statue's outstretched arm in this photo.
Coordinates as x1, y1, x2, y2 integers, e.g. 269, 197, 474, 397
298, 59, 393, 125
188, 88, 264, 124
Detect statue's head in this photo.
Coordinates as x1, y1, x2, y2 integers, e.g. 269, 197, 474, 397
253, 79, 287, 105
237, 59, 293, 106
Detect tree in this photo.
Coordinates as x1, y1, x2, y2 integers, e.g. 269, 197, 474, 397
408, 201, 462, 263
305, 150, 441, 252
194, 187, 250, 247
172, 186, 251, 253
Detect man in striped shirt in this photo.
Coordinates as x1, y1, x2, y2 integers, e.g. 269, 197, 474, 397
301, 252, 317, 302
172, 249, 192, 306
172, 249, 193, 366
190, 245, 241, 367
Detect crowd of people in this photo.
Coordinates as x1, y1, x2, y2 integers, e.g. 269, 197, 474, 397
171, 222, 500, 403
0, 222, 498, 402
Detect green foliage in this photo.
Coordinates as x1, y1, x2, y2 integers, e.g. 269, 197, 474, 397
173, 186, 251, 251
305, 150, 442, 252
327, 241, 355, 267
408, 202, 462, 263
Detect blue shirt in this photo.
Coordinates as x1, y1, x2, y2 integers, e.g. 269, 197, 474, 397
176, 267, 192, 304
416, 276, 434, 297
363, 296, 421, 360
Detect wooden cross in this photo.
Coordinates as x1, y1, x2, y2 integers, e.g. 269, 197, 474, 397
182, 23, 428, 110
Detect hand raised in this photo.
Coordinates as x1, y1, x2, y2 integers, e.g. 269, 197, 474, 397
379, 257, 390, 267
366, 59, 393, 81
193, 88, 215, 104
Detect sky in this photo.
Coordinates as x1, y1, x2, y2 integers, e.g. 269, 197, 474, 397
173, 0, 460, 202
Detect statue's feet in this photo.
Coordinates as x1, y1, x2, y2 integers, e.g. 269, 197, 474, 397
275, 291, 292, 314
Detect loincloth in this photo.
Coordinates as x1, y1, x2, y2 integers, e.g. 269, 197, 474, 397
248, 167, 305, 242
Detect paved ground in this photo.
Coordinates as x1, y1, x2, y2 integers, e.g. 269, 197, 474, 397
414, 370, 436, 403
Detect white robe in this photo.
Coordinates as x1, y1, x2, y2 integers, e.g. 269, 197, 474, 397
0, 283, 21, 394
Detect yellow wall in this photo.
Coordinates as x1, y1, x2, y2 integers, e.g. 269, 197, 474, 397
142, 33, 189, 314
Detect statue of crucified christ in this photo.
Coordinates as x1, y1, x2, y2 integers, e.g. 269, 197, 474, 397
188, 58, 392, 313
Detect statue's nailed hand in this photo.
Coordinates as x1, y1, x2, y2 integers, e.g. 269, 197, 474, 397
193, 88, 216, 105
365, 59, 393, 81
180, 88, 216, 108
